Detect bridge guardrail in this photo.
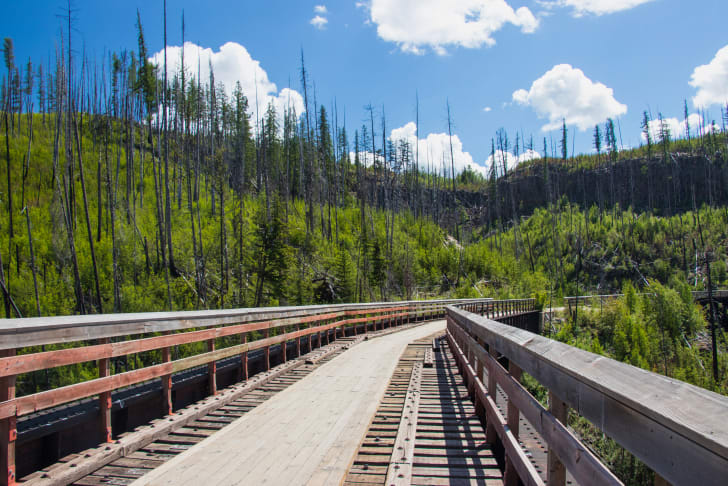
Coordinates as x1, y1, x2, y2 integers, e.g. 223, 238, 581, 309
447, 304, 728, 486
0, 298, 543, 485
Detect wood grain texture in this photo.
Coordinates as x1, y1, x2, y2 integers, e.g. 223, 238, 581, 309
449, 306, 728, 486
0, 299, 496, 350
129, 321, 447, 486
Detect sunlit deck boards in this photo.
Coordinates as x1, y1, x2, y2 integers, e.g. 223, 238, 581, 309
129, 320, 447, 486
344, 335, 503, 486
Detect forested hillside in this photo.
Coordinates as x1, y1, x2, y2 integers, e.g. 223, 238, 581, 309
1, 21, 728, 319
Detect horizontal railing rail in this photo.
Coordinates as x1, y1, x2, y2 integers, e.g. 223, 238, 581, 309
0, 298, 545, 485
564, 290, 728, 309
446, 305, 728, 486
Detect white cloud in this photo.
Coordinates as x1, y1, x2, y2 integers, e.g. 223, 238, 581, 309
512, 64, 627, 131
544, 0, 655, 16
641, 113, 713, 143
363, 0, 538, 55
483, 106, 492, 112
314, 5, 328, 14
690, 45, 728, 108
390, 122, 488, 176
485, 149, 540, 176
149, 42, 305, 128
311, 15, 329, 29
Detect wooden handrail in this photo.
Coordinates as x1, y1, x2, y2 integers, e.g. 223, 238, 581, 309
2, 298, 540, 486
447, 305, 728, 486
0, 299, 492, 351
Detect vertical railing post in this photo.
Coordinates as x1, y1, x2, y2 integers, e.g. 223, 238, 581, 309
282, 326, 288, 363
474, 337, 485, 420
485, 345, 498, 445
548, 390, 568, 486
1, 349, 17, 486
99, 338, 113, 442
504, 362, 523, 486
241, 333, 249, 381
264, 329, 271, 371
308, 324, 313, 352
161, 332, 173, 416
208, 338, 217, 395
296, 324, 301, 357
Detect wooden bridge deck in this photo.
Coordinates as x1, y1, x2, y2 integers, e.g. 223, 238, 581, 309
344, 335, 504, 486
129, 321, 449, 486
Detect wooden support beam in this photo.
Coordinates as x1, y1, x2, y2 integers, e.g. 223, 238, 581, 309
447, 330, 544, 486
264, 330, 270, 371
504, 362, 523, 486
0, 349, 16, 486
281, 328, 287, 363
241, 333, 248, 381
98, 338, 113, 443
296, 324, 301, 357
161, 332, 173, 416
385, 362, 422, 486
548, 390, 568, 486
207, 338, 217, 396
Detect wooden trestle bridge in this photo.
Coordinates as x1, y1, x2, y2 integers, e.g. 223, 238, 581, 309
0, 299, 726, 485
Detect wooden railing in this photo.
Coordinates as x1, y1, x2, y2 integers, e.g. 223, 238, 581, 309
564, 290, 728, 313
0, 298, 515, 485
446, 304, 728, 486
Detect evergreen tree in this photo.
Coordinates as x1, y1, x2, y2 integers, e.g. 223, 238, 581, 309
251, 198, 288, 306
369, 238, 386, 300
593, 124, 602, 160
642, 111, 653, 159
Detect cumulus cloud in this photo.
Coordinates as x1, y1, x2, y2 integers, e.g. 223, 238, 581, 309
483, 106, 492, 112
314, 5, 328, 14
544, 0, 655, 16
150, 42, 305, 128
512, 64, 627, 131
363, 0, 538, 55
641, 113, 716, 143
485, 149, 540, 176
311, 15, 328, 29
690, 45, 728, 108
390, 122, 489, 175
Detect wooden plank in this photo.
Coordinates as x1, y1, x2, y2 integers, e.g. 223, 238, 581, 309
447, 330, 544, 486
0, 299, 488, 350
384, 362, 422, 486
448, 306, 728, 486
130, 321, 447, 486
460, 329, 621, 486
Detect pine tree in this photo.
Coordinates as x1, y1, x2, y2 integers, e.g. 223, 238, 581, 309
593, 124, 602, 161
642, 111, 653, 159
369, 238, 386, 301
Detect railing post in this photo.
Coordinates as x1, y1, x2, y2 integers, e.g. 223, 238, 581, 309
161, 332, 173, 416
296, 324, 301, 357
474, 338, 486, 420
241, 333, 249, 381
264, 330, 271, 371
1, 349, 17, 486
504, 362, 523, 486
485, 345, 498, 445
208, 338, 217, 395
99, 338, 113, 442
282, 327, 288, 363
548, 390, 568, 486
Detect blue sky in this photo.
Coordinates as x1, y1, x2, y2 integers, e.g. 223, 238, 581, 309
3, 0, 728, 174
